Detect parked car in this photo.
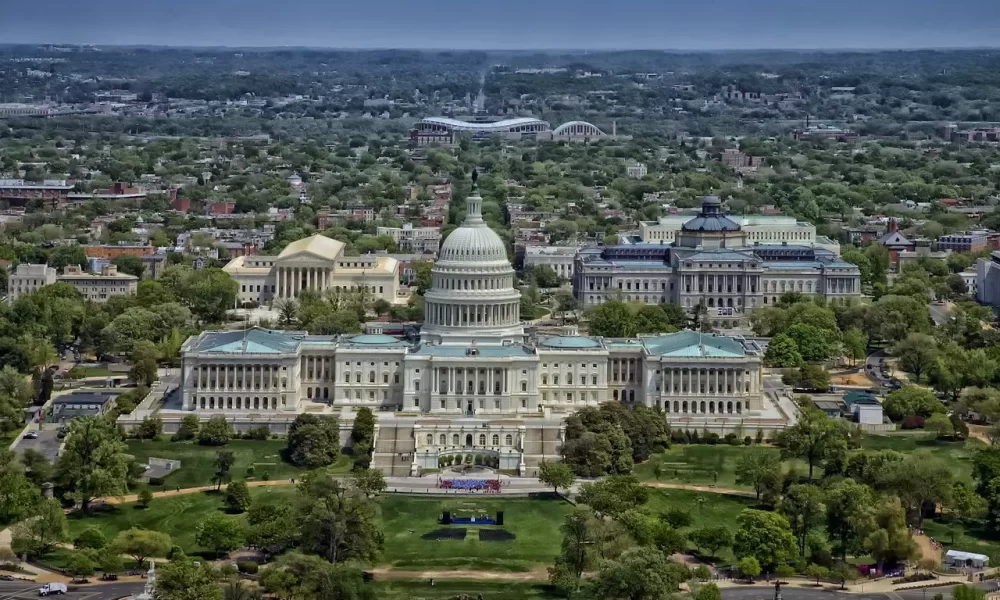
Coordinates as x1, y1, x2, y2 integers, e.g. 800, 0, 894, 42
23, 431, 38, 440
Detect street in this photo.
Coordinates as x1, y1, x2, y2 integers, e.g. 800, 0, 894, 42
0, 580, 142, 599
13, 429, 61, 462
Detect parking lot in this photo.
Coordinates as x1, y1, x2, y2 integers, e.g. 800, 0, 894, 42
14, 429, 62, 463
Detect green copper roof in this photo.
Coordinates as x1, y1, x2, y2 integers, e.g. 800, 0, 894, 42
194, 328, 305, 354
538, 336, 603, 349
642, 331, 746, 358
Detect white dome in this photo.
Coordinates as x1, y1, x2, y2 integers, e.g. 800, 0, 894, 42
421, 186, 523, 346
436, 192, 508, 264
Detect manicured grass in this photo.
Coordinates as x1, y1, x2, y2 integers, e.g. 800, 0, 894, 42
641, 487, 757, 564
858, 433, 983, 484
921, 518, 1000, 566
65, 487, 297, 558
125, 438, 350, 489
380, 494, 572, 572
66, 366, 116, 379
634, 434, 983, 489
372, 580, 561, 599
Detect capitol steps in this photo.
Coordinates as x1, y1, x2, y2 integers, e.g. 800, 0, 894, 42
370, 425, 415, 477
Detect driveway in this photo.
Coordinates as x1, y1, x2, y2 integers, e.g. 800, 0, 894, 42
13, 430, 62, 462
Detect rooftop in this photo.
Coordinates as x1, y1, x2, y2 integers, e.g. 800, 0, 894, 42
642, 331, 748, 358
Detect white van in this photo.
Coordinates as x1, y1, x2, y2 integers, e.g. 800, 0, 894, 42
39, 582, 68, 595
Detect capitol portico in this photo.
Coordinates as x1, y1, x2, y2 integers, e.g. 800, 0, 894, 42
174, 184, 788, 476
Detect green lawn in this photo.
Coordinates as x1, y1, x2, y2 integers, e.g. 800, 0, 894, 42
380, 495, 572, 572
921, 518, 1000, 566
633, 434, 983, 489
65, 487, 298, 558
372, 580, 561, 599
66, 366, 116, 379
641, 488, 757, 564
125, 439, 349, 489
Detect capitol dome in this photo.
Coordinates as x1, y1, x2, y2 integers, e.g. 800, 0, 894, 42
421, 186, 523, 346
436, 193, 509, 264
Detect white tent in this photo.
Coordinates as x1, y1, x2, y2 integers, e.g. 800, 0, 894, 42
944, 550, 989, 569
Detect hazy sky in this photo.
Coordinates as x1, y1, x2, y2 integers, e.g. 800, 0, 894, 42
3, 0, 1000, 50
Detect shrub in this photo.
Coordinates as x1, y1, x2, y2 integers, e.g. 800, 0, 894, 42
74, 527, 107, 550
147, 477, 165, 487
901, 415, 926, 430
261, 470, 270, 482
244, 426, 270, 441
225, 481, 253, 513
474, 455, 483, 466
137, 490, 153, 508
236, 560, 259, 574
198, 415, 234, 446
744, 436, 753, 446
167, 545, 185, 560
245, 465, 255, 477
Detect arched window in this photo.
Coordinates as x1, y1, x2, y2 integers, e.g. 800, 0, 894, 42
682, 401, 688, 412
541, 374, 548, 385
478, 434, 486, 446
369, 372, 375, 383
553, 375, 559, 385
492, 434, 499, 445
613, 389, 619, 401
700, 401, 706, 412
629, 389, 635, 402
439, 434, 446, 445
452, 434, 460, 445
415, 380, 420, 391
567, 374, 573, 385
505, 434, 513, 446
426, 434, 433, 445
727, 401, 733, 413
383, 373, 388, 383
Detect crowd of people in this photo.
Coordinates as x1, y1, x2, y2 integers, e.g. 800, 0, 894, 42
438, 479, 503, 492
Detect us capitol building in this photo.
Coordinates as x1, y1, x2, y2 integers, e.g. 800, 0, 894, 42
166, 188, 789, 476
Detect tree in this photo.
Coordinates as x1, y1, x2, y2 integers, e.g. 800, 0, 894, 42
259, 553, 375, 600
0, 450, 41, 525
778, 409, 849, 481
825, 480, 876, 560
66, 550, 96, 581
738, 556, 761, 581
137, 490, 154, 509
10, 498, 67, 557
784, 364, 832, 391
74, 526, 107, 550
351, 468, 386, 499
763, 333, 803, 368
830, 562, 857, 590
893, 333, 938, 383
170, 267, 238, 323
199, 416, 234, 446
866, 497, 918, 571
787, 323, 838, 362
733, 509, 797, 570
925, 413, 955, 438
550, 507, 600, 593
949, 482, 986, 523
129, 340, 160, 387
155, 559, 222, 600
587, 300, 637, 338
842, 328, 868, 367
735, 448, 781, 501
694, 583, 722, 600
112, 528, 172, 566
295, 471, 384, 564
99, 550, 125, 577
953, 584, 987, 600
349, 407, 375, 470
539, 461, 576, 494
689, 526, 734, 559
173, 414, 200, 441
593, 548, 687, 600
806, 563, 829, 585
286, 414, 340, 468
884, 386, 945, 421
780, 484, 826, 557
245, 502, 294, 558
882, 452, 953, 527
196, 513, 245, 558
213, 450, 235, 491
112, 254, 146, 279
55, 416, 131, 512
225, 481, 252, 513
577, 476, 649, 519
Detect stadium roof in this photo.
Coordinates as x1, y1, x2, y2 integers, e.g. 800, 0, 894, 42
419, 116, 549, 132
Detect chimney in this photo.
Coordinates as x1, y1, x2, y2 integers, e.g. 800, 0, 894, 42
888, 218, 898, 233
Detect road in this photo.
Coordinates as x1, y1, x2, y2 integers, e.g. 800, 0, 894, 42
865, 351, 891, 387
13, 429, 61, 462
929, 302, 954, 327
0, 580, 141, 599
719, 580, 996, 600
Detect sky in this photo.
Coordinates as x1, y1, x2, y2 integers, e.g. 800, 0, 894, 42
2, 0, 1000, 50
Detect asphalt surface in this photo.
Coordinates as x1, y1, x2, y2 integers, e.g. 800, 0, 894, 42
0, 580, 142, 599
719, 580, 996, 600
13, 429, 62, 462
865, 350, 892, 387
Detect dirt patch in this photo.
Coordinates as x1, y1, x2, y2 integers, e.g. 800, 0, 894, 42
644, 482, 755, 498
369, 567, 550, 581
969, 424, 991, 445
831, 372, 874, 386
914, 533, 941, 567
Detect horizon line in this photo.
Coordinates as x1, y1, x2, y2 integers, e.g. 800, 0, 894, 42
4, 42, 1000, 53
